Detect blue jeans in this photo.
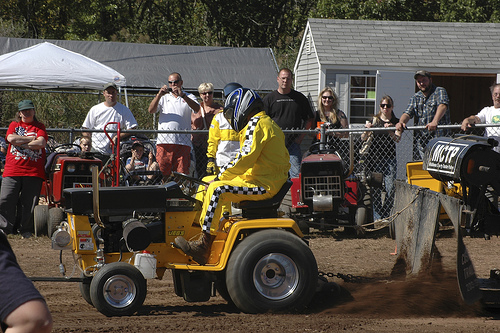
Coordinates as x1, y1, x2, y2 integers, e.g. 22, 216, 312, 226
287, 142, 302, 178
371, 158, 397, 220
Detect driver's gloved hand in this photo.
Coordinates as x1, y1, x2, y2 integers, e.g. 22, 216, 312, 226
206, 158, 219, 175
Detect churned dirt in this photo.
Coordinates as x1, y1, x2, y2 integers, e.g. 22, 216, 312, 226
8, 229, 500, 333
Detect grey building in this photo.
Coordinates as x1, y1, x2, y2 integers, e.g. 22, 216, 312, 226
294, 18, 500, 125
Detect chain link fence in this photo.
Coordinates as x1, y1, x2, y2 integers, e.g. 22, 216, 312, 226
35, 123, 492, 220
306, 124, 483, 221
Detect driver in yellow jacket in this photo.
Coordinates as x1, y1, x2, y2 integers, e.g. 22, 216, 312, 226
175, 88, 290, 265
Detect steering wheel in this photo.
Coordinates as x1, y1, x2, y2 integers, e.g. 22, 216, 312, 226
171, 172, 210, 197
308, 141, 337, 154
53, 143, 82, 154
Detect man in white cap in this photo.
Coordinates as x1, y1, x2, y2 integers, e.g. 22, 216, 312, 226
82, 82, 138, 158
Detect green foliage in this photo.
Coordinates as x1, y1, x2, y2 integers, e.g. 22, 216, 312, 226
1, 0, 500, 133
0, 18, 28, 37
438, 0, 497, 22
313, 0, 439, 21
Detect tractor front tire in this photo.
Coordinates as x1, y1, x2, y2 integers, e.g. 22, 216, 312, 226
48, 207, 65, 237
79, 273, 93, 306
33, 205, 48, 237
90, 263, 147, 317
226, 229, 317, 313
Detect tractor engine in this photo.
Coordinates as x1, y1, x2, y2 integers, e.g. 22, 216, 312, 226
300, 153, 345, 213
285, 142, 378, 233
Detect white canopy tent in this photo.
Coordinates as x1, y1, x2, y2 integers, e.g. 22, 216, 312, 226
0, 41, 126, 91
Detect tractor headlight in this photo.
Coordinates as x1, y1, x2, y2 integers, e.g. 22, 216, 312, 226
51, 225, 72, 250
66, 164, 76, 173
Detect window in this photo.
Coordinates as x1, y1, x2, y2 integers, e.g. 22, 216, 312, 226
349, 75, 376, 124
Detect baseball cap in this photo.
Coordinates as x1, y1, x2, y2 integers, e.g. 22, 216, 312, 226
414, 70, 431, 79
103, 82, 118, 90
18, 99, 35, 111
132, 141, 144, 149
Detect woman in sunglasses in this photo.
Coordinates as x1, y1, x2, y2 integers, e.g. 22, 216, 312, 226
361, 95, 400, 221
192, 82, 223, 179
312, 87, 348, 148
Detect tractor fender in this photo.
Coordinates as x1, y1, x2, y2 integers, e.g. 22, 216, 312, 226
171, 218, 304, 272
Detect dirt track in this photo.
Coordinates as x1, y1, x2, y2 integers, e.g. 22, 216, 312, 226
8, 230, 500, 333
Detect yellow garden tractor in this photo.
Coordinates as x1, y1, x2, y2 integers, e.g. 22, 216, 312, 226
51, 169, 318, 316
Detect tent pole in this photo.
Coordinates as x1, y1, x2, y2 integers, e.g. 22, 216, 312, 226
124, 88, 129, 108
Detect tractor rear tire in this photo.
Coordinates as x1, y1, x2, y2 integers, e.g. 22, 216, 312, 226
297, 220, 310, 235
355, 206, 368, 227
388, 220, 396, 240
226, 229, 318, 313
48, 207, 64, 237
90, 262, 147, 317
79, 273, 93, 306
279, 189, 293, 217
355, 182, 374, 232
33, 205, 48, 237
214, 272, 235, 307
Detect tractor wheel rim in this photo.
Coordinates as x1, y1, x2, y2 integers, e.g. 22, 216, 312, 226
102, 274, 136, 308
253, 253, 299, 300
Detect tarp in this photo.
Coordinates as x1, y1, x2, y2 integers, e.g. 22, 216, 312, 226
0, 37, 278, 92
0, 42, 126, 90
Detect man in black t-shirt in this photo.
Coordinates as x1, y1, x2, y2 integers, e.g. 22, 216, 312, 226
263, 68, 314, 178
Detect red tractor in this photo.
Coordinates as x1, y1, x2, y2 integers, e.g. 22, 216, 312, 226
281, 134, 381, 235
34, 144, 102, 236
35, 123, 162, 237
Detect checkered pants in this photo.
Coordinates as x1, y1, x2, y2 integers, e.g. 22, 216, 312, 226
200, 179, 271, 234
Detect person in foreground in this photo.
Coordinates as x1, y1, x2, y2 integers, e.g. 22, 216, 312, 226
174, 88, 290, 265
0, 220, 52, 332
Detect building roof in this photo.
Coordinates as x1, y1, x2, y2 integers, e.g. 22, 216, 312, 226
306, 18, 500, 72
0, 37, 279, 92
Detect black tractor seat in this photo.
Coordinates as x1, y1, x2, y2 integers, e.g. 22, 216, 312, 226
235, 179, 292, 219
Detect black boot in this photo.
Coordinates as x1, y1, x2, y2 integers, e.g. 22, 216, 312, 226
174, 233, 215, 265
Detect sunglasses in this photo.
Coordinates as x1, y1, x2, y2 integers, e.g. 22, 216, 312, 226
322, 96, 333, 100
380, 104, 392, 108
168, 79, 181, 84
201, 91, 213, 95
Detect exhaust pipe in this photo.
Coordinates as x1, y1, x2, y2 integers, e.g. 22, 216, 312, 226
91, 165, 105, 228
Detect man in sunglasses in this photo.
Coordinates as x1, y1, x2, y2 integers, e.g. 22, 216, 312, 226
396, 70, 450, 160
148, 72, 200, 178
262, 68, 314, 178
